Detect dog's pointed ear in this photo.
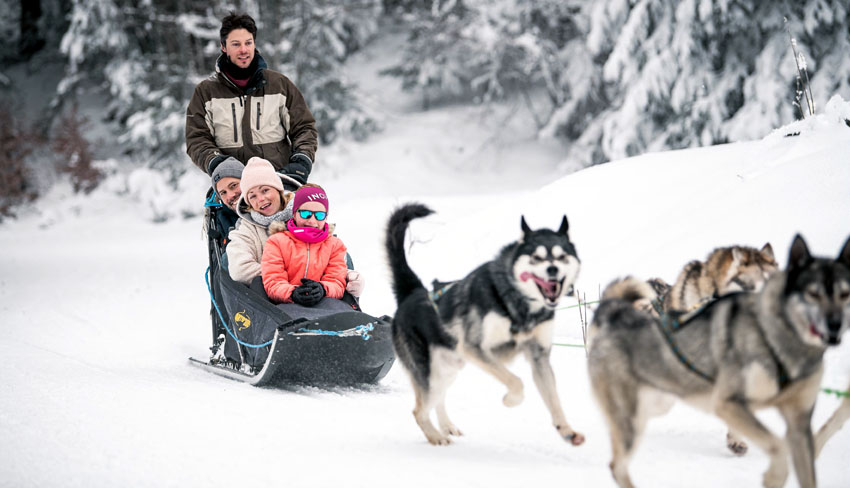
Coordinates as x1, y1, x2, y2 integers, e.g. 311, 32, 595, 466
521, 216, 532, 236
837, 235, 850, 268
761, 242, 774, 261
731, 247, 744, 263
558, 215, 569, 236
788, 234, 812, 270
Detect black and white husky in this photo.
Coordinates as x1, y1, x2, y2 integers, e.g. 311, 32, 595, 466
385, 203, 584, 446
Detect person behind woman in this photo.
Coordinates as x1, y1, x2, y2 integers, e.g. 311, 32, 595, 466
261, 185, 348, 307
209, 156, 244, 241
226, 157, 294, 284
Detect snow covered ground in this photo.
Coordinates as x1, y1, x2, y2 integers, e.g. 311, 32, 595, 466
2, 43, 850, 487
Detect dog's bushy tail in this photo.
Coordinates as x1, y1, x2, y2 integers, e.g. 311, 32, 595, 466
602, 276, 657, 302
600, 276, 658, 317
386, 203, 434, 303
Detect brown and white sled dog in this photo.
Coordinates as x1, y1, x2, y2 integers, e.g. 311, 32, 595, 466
385, 203, 584, 446
662, 243, 779, 455
588, 234, 850, 488
666, 243, 778, 312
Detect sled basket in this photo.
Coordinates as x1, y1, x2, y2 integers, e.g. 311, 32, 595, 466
194, 188, 395, 386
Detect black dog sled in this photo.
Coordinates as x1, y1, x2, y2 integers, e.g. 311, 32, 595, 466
190, 188, 395, 386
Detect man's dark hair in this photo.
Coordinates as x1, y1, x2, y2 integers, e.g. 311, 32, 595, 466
220, 12, 258, 46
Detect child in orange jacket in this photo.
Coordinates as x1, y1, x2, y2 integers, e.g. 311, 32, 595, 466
260, 185, 348, 306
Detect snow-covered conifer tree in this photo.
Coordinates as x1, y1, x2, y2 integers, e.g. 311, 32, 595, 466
58, 0, 194, 168
546, 0, 850, 166
257, 0, 382, 142
54, 0, 381, 170
381, 0, 478, 107
387, 0, 849, 168
384, 0, 582, 108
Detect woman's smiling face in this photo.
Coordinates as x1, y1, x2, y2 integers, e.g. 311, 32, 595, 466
246, 185, 282, 216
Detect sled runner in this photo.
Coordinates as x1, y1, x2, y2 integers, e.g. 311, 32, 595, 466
190, 187, 395, 386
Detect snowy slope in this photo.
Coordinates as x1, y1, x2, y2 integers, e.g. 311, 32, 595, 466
2, 31, 850, 487
1, 103, 849, 488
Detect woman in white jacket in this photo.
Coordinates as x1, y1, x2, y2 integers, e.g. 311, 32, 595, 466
226, 157, 364, 296
226, 157, 294, 284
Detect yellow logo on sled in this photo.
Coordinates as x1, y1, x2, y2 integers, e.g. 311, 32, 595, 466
234, 310, 251, 331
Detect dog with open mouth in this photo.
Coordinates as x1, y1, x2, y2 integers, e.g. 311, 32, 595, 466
588, 234, 850, 488
385, 203, 584, 446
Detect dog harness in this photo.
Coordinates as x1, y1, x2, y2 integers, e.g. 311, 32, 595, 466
651, 300, 714, 382
428, 265, 553, 333
650, 297, 792, 388
428, 282, 455, 307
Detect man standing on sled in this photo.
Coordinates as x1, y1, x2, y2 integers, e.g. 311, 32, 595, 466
186, 12, 317, 185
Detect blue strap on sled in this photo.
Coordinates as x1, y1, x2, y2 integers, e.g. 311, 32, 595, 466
289, 323, 375, 341
205, 267, 374, 346
205, 267, 273, 348
204, 192, 223, 208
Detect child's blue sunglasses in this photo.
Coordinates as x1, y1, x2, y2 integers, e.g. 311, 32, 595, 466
297, 209, 327, 221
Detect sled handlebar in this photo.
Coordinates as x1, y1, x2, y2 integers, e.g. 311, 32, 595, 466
277, 172, 303, 192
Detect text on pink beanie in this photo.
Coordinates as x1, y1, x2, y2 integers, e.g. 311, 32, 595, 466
293, 186, 329, 212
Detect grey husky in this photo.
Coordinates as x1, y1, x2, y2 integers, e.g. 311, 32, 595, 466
588, 234, 850, 488
385, 203, 584, 446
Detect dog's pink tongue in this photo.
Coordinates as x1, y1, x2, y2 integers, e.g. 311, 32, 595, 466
520, 272, 558, 296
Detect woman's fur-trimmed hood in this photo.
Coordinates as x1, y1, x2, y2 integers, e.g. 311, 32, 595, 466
269, 221, 288, 235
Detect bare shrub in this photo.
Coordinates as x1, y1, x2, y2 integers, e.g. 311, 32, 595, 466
52, 107, 102, 193
0, 105, 40, 220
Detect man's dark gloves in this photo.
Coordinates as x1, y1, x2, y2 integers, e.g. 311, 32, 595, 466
282, 152, 313, 185
291, 278, 325, 307
207, 154, 228, 176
